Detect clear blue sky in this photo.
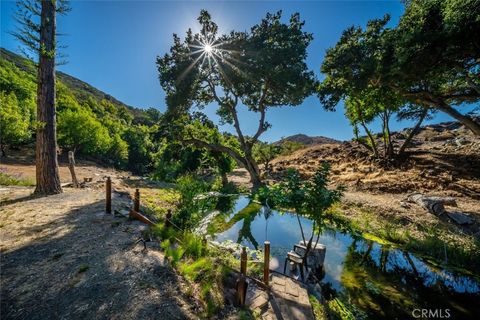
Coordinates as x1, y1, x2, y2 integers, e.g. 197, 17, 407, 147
0, 0, 469, 141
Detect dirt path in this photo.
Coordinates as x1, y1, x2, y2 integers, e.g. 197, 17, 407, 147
0, 187, 198, 320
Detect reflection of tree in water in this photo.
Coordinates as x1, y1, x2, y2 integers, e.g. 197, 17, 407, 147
215, 195, 236, 213
262, 204, 273, 241
336, 238, 480, 319
237, 212, 259, 250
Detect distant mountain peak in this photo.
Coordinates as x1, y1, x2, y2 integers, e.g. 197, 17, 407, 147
275, 134, 341, 145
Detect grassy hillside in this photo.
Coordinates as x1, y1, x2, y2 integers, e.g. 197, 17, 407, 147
0, 48, 159, 173
0, 48, 150, 122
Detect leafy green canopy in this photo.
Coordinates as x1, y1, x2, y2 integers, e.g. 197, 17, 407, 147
157, 10, 317, 187
319, 0, 480, 135
153, 112, 238, 182
0, 91, 31, 155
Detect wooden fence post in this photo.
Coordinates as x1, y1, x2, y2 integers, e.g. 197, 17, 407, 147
105, 177, 111, 214
165, 209, 172, 228
134, 188, 140, 212
236, 275, 247, 307
263, 241, 270, 285
240, 246, 247, 276
236, 246, 249, 307
68, 151, 79, 188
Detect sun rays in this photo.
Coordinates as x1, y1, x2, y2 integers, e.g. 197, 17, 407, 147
176, 34, 251, 86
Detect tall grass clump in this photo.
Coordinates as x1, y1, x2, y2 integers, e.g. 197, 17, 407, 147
152, 221, 229, 317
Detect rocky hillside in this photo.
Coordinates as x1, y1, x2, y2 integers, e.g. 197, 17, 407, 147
270, 120, 480, 199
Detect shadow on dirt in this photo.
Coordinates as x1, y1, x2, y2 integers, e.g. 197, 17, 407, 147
0, 197, 196, 320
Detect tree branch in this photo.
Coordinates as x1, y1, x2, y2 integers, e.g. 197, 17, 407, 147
207, 79, 247, 148
251, 83, 269, 144
251, 107, 267, 143
183, 138, 246, 167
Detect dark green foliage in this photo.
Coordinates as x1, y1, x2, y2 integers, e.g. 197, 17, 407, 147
253, 142, 281, 172
153, 114, 237, 182
173, 174, 213, 229
157, 10, 317, 188
319, 0, 480, 136
0, 91, 31, 155
122, 125, 156, 173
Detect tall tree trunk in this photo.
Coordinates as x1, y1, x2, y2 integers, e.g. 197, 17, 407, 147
34, 0, 62, 195
385, 112, 394, 158
398, 109, 427, 155
0, 141, 6, 158
436, 101, 480, 136
244, 150, 263, 191
381, 111, 394, 159
360, 122, 379, 158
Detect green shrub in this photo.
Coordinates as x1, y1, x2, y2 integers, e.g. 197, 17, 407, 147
173, 174, 212, 229
0, 171, 34, 186
179, 257, 214, 281
150, 223, 178, 241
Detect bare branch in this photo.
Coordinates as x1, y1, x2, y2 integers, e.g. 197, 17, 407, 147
251, 82, 270, 144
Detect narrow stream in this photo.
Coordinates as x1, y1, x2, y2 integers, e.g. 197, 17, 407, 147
206, 195, 480, 319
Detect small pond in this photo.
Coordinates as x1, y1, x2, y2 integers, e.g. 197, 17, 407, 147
206, 195, 480, 319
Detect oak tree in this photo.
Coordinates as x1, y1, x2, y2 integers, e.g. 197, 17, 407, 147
157, 10, 316, 189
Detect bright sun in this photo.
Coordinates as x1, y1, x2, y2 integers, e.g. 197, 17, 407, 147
204, 44, 213, 53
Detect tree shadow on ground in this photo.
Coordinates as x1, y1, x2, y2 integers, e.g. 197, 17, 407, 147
0, 197, 196, 320
0, 192, 39, 207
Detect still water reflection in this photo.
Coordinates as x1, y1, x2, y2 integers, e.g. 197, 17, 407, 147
207, 195, 480, 319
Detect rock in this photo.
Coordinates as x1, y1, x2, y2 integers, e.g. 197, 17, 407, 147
408, 193, 457, 216
400, 201, 411, 209
194, 210, 221, 235
447, 211, 474, 225
455, 137, 469, 146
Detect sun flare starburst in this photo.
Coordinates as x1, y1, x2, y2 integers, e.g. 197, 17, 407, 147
204, 44, 213, 53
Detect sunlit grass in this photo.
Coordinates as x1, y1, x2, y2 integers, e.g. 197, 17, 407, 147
0, 172, 34, 186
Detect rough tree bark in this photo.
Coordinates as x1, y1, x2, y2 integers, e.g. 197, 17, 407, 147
403, 88, 480, 136
360, 121, 379, 158
34, 0, 62, 195
398, 109, 428, 155
187, 83, 267, 191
